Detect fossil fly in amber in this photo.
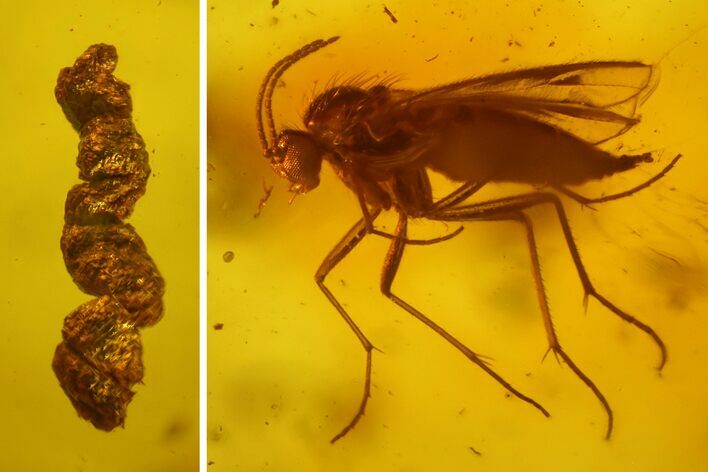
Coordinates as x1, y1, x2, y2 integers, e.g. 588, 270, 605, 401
256, 36, 680, 442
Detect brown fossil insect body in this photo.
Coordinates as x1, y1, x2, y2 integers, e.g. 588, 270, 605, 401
53, 44, 164, 430
257, 36, 679, 442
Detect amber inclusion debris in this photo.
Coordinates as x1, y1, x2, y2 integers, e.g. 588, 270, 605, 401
383, 5, 398, 23
53, 44, 164, 430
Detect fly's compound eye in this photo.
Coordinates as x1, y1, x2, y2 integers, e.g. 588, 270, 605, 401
271, 130, 323, 193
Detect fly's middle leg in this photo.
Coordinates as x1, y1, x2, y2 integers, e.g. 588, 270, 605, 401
379, 212, 551, 418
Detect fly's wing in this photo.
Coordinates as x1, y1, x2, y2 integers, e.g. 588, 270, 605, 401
355, 62, 657, 172
402, 61, 657, 145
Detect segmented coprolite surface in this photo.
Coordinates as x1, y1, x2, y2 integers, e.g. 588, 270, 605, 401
53, 44, 164, 430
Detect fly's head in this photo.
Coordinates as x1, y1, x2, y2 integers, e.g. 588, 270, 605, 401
268, 129, 323, 194
256, 36, 340, 196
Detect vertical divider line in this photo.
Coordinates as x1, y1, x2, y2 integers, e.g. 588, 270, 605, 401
199, 0, 208, 469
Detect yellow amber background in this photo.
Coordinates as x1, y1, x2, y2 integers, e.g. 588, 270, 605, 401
209, 1, 708, 470
0, 1, 199, 470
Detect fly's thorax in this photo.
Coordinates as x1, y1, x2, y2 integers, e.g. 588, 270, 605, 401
271, 129, 323, 193
304, 86, 371, 145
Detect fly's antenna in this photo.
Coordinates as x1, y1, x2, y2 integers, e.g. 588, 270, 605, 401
256, 36, 340, 156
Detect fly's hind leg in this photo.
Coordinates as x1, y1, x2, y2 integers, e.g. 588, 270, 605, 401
555, 153, 681, 205
466, 210, 613, 438
432, 192, 666, 371
379, 213, 551, 419
430, 192, 667, 436
432, 180, 488, 211
316, 210, 381, 443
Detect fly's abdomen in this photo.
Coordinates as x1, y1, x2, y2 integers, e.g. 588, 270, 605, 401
425, 108, 651, 186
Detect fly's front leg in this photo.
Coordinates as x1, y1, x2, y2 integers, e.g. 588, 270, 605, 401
348, 167, 378, 232
353, 174, 466, 245
316, 210, 381, 443
379, 213, 551, 419
433, 192, 666, 371
470, 210, 613, 439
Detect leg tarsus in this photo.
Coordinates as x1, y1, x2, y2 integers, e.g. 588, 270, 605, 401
330, 347, 374, 443
589, 291, 667, 371
553, 347, 614, 440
